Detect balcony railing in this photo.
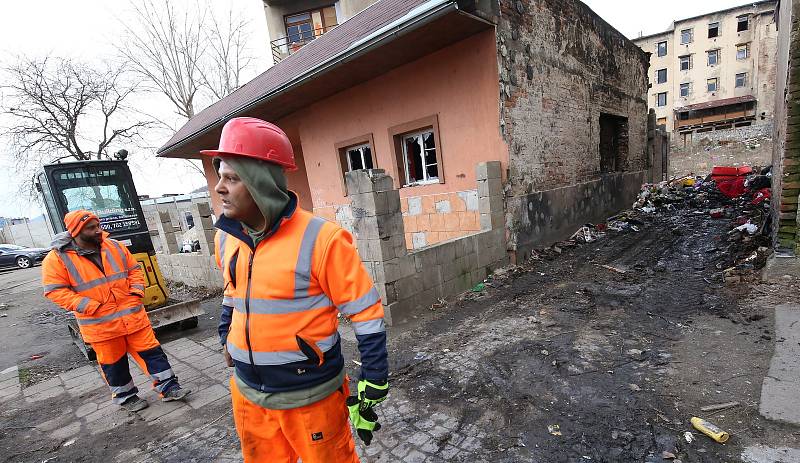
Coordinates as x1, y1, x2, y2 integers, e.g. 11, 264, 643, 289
271, 25, 335, 63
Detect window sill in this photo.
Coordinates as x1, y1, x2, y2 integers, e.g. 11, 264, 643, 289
402, 179, 440, 188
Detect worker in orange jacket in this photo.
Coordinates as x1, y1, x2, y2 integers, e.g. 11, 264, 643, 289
41, 210, 190, 411
204, 117, 389, 463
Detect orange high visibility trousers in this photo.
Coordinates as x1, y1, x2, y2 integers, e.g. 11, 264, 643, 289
93, 327, 177, 404
230, 377, 360, 463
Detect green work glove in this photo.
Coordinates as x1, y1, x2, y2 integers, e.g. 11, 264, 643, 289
357, 379, 388, 411
347, 396, 381, 445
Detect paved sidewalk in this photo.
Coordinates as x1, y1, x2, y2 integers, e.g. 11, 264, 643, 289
759, 303, 800, 425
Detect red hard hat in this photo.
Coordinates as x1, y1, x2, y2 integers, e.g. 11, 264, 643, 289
200, 117, 297, 170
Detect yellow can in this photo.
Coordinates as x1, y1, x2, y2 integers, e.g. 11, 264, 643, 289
690, 417, 730, 443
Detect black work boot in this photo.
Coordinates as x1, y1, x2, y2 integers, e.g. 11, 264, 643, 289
120, 395, 149, 412
161, 385, 191, 402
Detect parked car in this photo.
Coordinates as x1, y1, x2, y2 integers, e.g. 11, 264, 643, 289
0, 244, 49, 269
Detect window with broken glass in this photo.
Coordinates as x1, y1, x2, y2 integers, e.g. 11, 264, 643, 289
345, 144, 374, 172
401, 130, 439, 185
708, 22, 719, 38
737, 15, 749, 32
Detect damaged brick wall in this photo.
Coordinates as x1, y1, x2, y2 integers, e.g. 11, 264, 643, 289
489, 0, 650, 255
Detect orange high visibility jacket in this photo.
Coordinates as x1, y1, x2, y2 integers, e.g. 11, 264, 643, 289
41, 231, 150, 343
215, 194, 388, 393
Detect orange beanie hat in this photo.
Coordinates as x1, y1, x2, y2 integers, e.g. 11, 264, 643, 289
64, 210, 99, 237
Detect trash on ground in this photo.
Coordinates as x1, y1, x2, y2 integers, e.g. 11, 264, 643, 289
684, 432, 694, 443
547, 424, 562, 436
690, 417, 730, 443
699, 401, 740, 412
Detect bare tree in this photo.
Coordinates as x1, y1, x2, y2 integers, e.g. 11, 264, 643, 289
1, 56, 150, 164
119, 0, 253, 120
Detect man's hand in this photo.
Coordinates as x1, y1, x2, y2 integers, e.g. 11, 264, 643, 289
222, 345, 234, 367
357, 379, 388, 410
347, 396, 381, 445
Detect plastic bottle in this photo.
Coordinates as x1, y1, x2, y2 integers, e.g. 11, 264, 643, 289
690, 417, 730, 443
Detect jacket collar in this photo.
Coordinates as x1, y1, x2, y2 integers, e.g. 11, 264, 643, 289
214, 191, 299, 250
51, 230, 111, 255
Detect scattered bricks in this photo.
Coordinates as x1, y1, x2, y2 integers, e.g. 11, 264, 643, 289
187, 383, 230, 410
407, 197, 423, 216
435, 200, 452, 213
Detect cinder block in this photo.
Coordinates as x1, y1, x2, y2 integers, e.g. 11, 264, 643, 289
476, 161, 502, 181
480, 212, 504, 231
435, 200, 451, 213
435, 242, 456, 265
393, 275, 424, 301
412, 232, 427, 249
345, 172, 361, 195
386, 192, 401, 214
350, 191, 389, 217
478, 195, 504, 215
477, 178, 503, 198
421, 264, 443, 290
376, 282, 398, 305
407, 197, 423, 216
373, 174, 395, 193
381, 257, 416, 283
413, 248, 438, 271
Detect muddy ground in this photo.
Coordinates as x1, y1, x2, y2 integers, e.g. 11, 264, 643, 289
386, 195, 799, 462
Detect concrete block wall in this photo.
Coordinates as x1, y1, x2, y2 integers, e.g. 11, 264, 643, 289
153, 206, 222, 289
346, 161, 508, 325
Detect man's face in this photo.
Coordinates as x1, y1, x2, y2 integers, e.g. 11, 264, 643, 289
78, 219, 103, 246
215, 159, 259, 222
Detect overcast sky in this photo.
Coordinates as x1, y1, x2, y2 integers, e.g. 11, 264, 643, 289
0, 0, 758, 218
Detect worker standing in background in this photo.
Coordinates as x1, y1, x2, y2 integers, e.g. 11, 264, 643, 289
205, 117, 389, 463
41, 210, 190, 411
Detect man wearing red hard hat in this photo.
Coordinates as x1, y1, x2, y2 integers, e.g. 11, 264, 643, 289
41, 210, 190, 411
204, 117, 389, 462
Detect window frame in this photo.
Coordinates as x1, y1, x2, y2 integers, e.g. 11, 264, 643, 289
656, 68, 667, 84
707, 49, 720, 66
680, 82, 691, 97
679, 54, 693, 71
736, 43, 749, 60
680, 28, 694, 44
707, 78, 719, 92
735, 72, 748, 88
708, 22, 720, 38
388, 115, 445, 188
656, 41, 668, 57
335, 133, 377, 196
737, 14, 750, 32
656, 92, 668, 107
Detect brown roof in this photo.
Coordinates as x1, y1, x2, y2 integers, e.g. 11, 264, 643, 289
675, 95, 756, 112
158, 0, 443, 158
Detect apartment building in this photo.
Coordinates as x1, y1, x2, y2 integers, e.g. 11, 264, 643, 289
633, 1, 778, 143
264, 0, 378, 63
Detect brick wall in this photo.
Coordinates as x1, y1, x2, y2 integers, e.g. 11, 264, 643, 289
487, 0, 650, 254
401, 190, 480, 249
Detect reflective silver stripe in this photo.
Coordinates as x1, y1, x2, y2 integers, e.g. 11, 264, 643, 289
75, 297, 93, 314
151, 368, 174, 382
131, 284, 145, 292
110, 380, 135, 395
226, 293, 334, 315
76, 305, 143, 326
338, 288, 381, 315
217, 232, 228, 267
72, 271, 128, 292
103, 248, 121, 274
57, 251, 85, 286
128, 263, 142, 271
107, 240, 127, 268
352, 318, 386, 336
294, 217, 325, 297
43, 283, 68, 294
227, 332, 339, 365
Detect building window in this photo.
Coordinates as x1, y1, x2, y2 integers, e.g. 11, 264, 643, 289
336, 134, 376, 195
736, 72, 748, 88
656, 68, 667, 84
737, 44, 749, 60
680, 82, 691, 97
389, 116, 444, 187
284, 6, 337, 43
681, 28, 693, 44
599, 113, 629, 173
657, 92, 667, 107
737, 15, 750, 32
707, 78, 719, 92
707, 49, 720, 66
679, 55, 692, 71
656, 117, 667, 127
657, 41, 667, 57
708, 22, 720, 38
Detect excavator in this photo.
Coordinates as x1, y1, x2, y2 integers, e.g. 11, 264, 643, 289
35, 151, 204, 360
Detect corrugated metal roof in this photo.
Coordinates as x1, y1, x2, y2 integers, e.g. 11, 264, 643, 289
675, 94, 756, 112
158, 0, 446, 157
